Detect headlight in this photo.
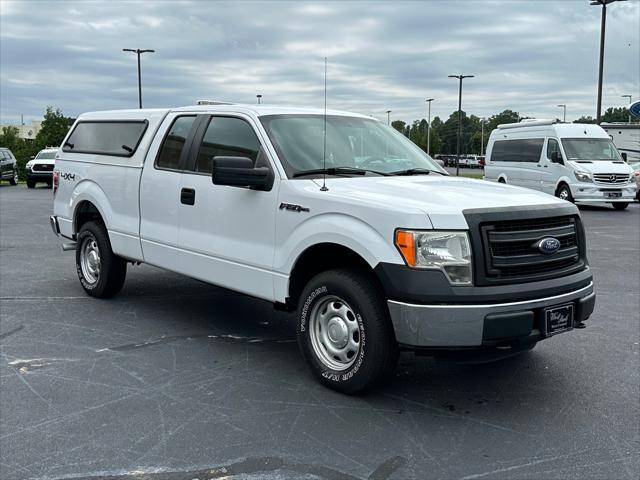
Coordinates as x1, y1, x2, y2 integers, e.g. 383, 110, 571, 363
574, 171, 592, 182
395, 230, 472, 285
26, 161, 34, 169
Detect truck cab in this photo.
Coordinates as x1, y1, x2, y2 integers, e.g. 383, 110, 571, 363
51, 104, 595, 393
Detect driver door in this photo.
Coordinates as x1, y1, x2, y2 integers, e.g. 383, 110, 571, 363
177, 114, 280, 301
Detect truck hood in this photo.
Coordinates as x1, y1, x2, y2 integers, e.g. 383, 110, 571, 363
306, 175, 567, 229
568, 160, 633, 174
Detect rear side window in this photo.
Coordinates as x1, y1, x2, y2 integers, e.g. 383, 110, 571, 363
195, 117, 261, 174
62, 120, 148, 157
490, 138, 544, 163
156, 116, 196, 170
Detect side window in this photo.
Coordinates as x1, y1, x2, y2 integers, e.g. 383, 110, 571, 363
62, 121, 148, 157
490, 139, 544, 163
156, 116, 196, 170
547, 138, 560, 160
195, 117, 261, 174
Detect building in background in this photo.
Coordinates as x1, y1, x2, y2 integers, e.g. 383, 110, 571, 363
602, 123, 640, 163
0, 121, 42, 140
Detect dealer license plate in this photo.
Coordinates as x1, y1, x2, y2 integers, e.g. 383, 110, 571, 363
544, 304, 574, 337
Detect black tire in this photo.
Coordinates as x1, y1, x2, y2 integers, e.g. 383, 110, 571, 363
26, 180, 35, 189
498, 178, 506, 184
297, 269, 398, 394
555, 183, 574, 203
612, 202, 628, 210
9, 170, 18, 186
75, 221, 127, 298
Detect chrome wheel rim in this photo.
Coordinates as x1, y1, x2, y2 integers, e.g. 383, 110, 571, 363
309, 295, 361, 371
13, 171, 18, 183
559, 188, 569, 200
80, 236, 101, 284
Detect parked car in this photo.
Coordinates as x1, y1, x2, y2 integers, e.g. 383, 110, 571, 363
630, 162, 640, 201
51, 104, 595, 394
25, 147, 58, 188
484, 119, 636, 210
0, 147, 18, 185
464, 155, 481, 168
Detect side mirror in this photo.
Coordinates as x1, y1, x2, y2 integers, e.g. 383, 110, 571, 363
212, 156, 273, 191
550, 151, 564, 164
30, 155, 35, 160
621, 152, 628, 162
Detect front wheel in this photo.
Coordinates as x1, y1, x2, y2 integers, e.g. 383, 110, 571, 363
555, 184, 574, 203
612, 202, 628, 210
76, 221, 127, 298
9, 170, 18, 186
297, 269, 398, 394
26, 180, 35, 189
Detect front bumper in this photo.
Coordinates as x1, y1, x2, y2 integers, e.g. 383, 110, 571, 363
387, 282, 595, 348
26, 171, 53, 181
570, 182, 635, 203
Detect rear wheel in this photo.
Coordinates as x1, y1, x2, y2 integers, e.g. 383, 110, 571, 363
76, 221, 127, 298
612, 202, 628, 210
555, 184, 574, 203
297, 269, 398, 394
498, 178, 506, 184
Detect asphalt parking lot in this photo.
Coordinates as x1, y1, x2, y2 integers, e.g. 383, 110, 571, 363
1, 185, 638, 480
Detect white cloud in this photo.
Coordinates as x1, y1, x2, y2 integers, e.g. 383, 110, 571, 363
0, 0, 638, 125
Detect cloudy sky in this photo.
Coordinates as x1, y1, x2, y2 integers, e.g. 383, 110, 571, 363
1, 0, 638, 125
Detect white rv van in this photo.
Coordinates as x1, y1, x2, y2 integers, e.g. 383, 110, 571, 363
484, 120, 635, 210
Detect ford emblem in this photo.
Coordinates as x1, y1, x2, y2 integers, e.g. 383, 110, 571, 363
537, 237, 561, 254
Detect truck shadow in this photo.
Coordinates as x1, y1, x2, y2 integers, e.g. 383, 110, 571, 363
107, 266, 561, 421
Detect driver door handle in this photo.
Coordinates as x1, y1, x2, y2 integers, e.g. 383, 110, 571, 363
180, 188, 195, 206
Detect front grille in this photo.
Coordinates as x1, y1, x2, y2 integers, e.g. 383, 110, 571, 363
33, 163, 54, 172
593, 173, 629, 184
479, 215, 584, 284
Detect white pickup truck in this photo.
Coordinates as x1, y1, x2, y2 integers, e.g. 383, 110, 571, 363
51, 104, 595, 393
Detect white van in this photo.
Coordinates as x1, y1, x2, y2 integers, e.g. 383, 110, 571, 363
484, 119, 636, 210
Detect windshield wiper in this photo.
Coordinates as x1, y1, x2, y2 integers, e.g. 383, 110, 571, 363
292, 167, 390, 178
389, 168, 447, 176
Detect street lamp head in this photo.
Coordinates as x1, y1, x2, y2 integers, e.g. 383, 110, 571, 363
122, 48, 136, 52
590, 0, 627, 5
426, 98, 434, 102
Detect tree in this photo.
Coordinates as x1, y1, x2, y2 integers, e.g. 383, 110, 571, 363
573, 116, 596, 124
35, 106, 74, 150
601, 107, 629, 123
391, 120, 406, 133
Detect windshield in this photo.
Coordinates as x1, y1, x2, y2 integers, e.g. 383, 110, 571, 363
35, 151, 57, 160
260, 114, 444, 177
561, 138, 621, 161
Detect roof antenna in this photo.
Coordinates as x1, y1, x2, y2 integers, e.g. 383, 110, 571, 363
320, 56, 329, 192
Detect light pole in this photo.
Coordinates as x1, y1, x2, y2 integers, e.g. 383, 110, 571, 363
622, 94, 632, 123
480, 118, 485, 156
557, 104, 567, 122
122, 48, 155, 109
448, 74, 474, 176
386, 110, 392, 125
256, 94, 262, 104
591, 0, 627, 124
425, 98, 434, 155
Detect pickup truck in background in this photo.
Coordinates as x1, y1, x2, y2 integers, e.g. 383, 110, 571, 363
50, 104, 595, 393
